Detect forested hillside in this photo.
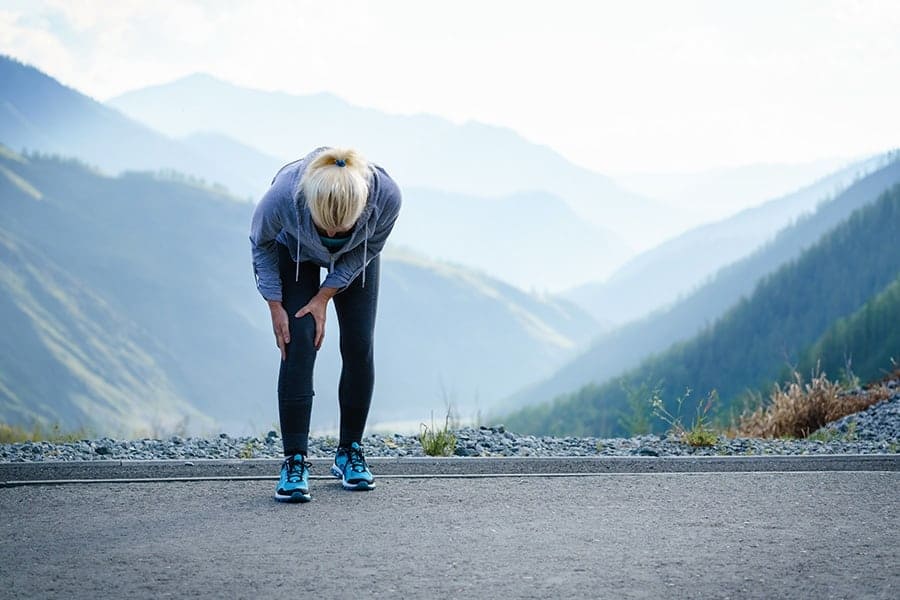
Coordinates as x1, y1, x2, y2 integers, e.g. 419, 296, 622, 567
797, 275, 900, 383
502, 157, 900, 413
505, 184, 900, 436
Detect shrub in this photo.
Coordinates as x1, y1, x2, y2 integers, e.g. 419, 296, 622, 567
650, 388, 719, 447
418, 409, 457, 457
734, 366, 892, 438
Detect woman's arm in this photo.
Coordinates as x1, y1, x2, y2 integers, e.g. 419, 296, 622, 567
250, 182, 290, 358
249, 184, 286, 302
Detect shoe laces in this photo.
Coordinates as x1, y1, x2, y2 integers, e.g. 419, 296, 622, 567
347, 445, 369, 473
283, 455, 309, 482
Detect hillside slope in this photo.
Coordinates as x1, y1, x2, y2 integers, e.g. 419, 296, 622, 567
569, 153, 890, 324
797, 275, 900, 383
502, 157, 900, 415
0, 148, 597, 434
505, 184, 900, 436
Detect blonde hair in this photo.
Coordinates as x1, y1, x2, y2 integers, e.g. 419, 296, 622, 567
301, 147, 370, 231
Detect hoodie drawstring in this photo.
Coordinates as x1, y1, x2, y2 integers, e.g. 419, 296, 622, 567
362, 222, 368, 288
295, 227, 301, 283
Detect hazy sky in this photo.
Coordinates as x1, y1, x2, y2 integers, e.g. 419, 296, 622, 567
2, 0, 899, 174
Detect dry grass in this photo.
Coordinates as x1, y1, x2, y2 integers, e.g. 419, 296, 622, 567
0, 422, 93, 443
734, 367, 894, 439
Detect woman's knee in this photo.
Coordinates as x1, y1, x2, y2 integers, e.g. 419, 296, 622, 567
340, 331, 374, 362
289, 313, 317, 347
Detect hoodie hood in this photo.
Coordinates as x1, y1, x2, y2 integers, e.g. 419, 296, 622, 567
250, 147, 402, 301
291, 148, 378, 286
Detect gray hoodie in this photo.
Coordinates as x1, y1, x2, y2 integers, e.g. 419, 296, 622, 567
249, 147, 402, 302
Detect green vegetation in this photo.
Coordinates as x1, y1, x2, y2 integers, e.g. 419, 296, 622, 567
418, 409, 458, 457
617, 380, 656, 435
650, 388, 718, 447
238, 439, 259, 459
797, 275, 900, 384
510, 157, 900, 413
807, 419, 857, 443
506, 183, 900, 437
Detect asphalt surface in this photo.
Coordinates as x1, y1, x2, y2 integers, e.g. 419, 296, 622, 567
1, 457, 898, 599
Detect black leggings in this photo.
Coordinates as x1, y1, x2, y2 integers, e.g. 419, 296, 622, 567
276, 242, 379, 456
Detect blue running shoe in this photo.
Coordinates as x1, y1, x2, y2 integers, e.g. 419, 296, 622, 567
331, 442, 375, 490
274, 454, 311, 503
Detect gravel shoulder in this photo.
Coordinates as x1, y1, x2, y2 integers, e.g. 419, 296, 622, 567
3, 391, 897, 464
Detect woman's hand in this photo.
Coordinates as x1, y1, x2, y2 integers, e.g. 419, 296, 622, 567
268, 300, 290, 361
295, 287, 339, 350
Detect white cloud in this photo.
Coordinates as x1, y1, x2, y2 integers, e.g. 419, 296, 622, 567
0, 9, 77, 85
3, 0, 900, 172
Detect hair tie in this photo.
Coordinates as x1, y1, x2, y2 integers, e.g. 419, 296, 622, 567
335, 158, 347, 167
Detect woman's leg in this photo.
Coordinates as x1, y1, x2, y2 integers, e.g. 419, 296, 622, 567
276, 242, 321, 456
332, 255, 380, 447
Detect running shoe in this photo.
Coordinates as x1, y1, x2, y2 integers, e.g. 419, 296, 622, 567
274, 454, 311, 502
331, 442, 375, 490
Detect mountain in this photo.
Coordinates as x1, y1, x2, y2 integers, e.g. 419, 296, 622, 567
390, 187, 628, 293
568, 153, 891, 325
108, 73, 679, 255
614, 157, 858, 224
504, 182, 900, 437
500, 157, 900, 414
0, 58, 630, 291
0, 211, 211, 434
373, 249, 602, 424
0, 147, 598, 434
0, 55, 281, 199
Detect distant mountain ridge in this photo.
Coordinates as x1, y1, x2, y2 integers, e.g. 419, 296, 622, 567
108, 72, 681, 256
391, 187, 628, 293
568, 152, 891, 325
615, 158, 858, 223
0, 55, 282, 199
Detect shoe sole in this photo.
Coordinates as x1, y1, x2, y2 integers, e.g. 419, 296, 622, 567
274, 490, 311, 503
331, 464, 375, 491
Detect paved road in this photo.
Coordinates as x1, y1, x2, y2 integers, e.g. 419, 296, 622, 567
1, 462, 897, 599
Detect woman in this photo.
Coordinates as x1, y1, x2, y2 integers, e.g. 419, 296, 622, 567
250, 146, 401, 502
